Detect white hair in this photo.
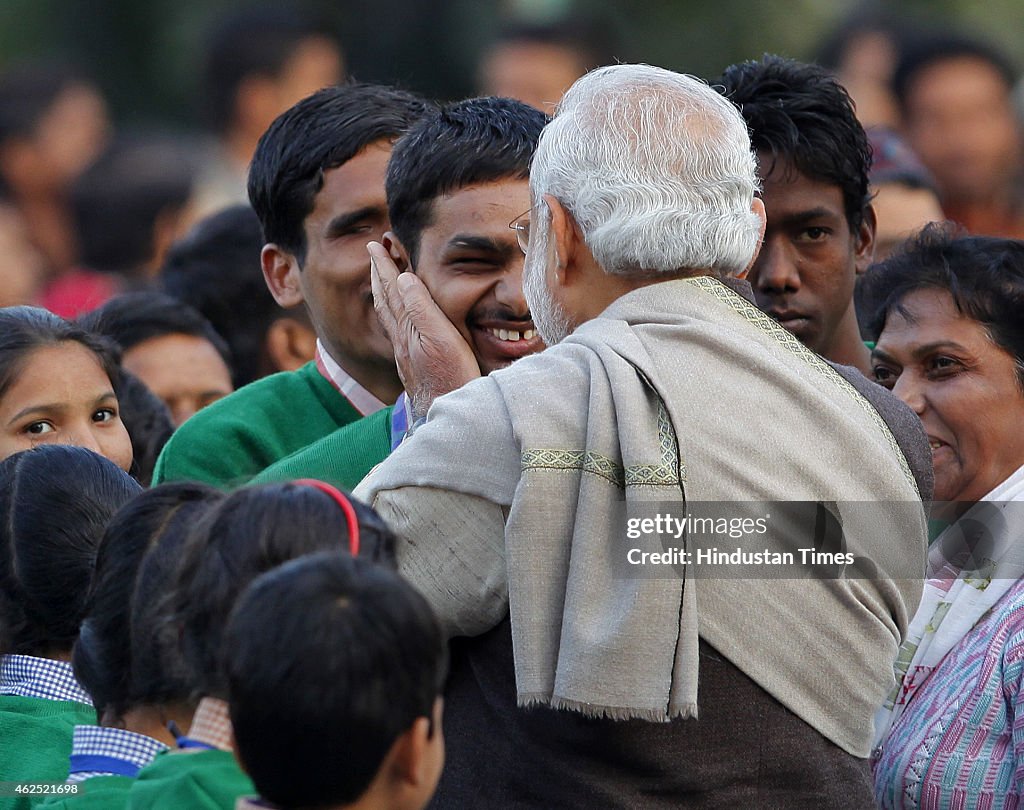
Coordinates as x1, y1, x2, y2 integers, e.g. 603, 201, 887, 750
530, 63, 762, 277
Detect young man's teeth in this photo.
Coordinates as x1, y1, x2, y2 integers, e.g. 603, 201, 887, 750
488, 328, 536, 342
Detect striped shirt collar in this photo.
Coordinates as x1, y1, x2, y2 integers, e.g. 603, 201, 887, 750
0, 654, 91, 705
186, 696, 233, 752
314, 341, 387, 417
67, 725, 167, 782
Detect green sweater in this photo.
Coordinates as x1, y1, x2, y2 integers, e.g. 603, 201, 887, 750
0, 696, 95, 810
39, 776, 130, 810
251, 406, 393, 490
125, 750, 253, 810
152, 362, 362, 488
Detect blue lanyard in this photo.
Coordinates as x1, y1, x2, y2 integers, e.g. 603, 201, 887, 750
68, 754, 140, 778
176, 735, 216, 751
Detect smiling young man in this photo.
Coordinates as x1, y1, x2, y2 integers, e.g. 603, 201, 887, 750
715, 56, 877, 375
153, 84, 430, 487
251, 97, 547, 489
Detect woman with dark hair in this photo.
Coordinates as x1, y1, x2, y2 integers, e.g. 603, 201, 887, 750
127, 481, 395, 810
863, 225, 1024, 807
0, 445, 140, 807
0, 306, 132, 472
38, 483, 224, 807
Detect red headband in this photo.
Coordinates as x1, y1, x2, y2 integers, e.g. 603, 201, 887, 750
295, 479, 360, 556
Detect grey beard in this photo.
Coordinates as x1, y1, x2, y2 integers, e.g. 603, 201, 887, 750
523, 231, 574, 346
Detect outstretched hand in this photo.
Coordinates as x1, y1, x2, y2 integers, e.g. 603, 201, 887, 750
368, 240, 481, 419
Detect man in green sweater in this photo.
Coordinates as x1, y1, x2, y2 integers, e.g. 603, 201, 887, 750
252, 97, 549, 489
152, 84, 431, 487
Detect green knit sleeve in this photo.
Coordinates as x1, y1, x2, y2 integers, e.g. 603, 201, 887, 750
250, 406, 394, 491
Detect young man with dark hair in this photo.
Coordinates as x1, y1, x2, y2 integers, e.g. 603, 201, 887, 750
251, 96, 547, 488
715, 55, 877, 375
227, 552, 446, 810
893, 32, 1024, 239
153, 84, 430, 487
191, 6, 344, 217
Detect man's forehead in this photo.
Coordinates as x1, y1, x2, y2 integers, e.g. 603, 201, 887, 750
756, 152, 845, 215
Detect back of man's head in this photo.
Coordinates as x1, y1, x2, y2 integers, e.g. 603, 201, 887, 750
247, 83, 431, 263
226, 552, 447, 810
714, 55, 872, 230
387, 96, 547, 265
202, 6, 341, 136
72, 135, 197, 277
530, 64, 762, 277
161, 205, 272, 387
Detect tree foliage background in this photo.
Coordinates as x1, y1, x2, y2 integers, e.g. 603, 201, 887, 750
0, 0, 1020, 131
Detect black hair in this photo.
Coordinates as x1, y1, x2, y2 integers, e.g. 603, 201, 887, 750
0, 305, 120, 402
247, 83, 432, 262
0, 446, 141, 657
858, 223, 1024, 390
71, 134, 197, 277
0, 62, 92, 143
202, 6, 339, 135
173, 482, 396, 699
112, 371, 173, 488
386, 96, 547, 266
227, 552, 446, 808
73, 482, 222, 720
714, 55, 872, 229
161, 205, 272, 387
78, 290, 231, 367
892, 31, 1017, 111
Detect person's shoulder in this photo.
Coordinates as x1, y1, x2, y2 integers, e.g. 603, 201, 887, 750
152, 363, 325, 486
826, 361, 935, 502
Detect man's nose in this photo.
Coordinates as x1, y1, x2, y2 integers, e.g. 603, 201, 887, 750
752, 238, 801, 294
495, 261, 530, 317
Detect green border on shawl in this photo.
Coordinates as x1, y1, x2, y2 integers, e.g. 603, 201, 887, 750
521, 402, 685, 489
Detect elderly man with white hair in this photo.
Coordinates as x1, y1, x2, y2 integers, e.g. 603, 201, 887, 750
358, 64, 932, 808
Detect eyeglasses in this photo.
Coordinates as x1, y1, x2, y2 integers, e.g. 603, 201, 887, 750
509, 209, 531, 255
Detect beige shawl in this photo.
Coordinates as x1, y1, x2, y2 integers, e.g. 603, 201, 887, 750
357, 275, 927, 756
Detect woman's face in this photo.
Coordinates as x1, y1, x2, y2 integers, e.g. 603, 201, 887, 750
0, 342, 133, 471
872, 288, 1024, 504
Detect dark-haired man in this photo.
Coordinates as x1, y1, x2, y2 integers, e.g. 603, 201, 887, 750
251, 96, 547, 488
715, 55, 877, 375
153, 84, 430, 487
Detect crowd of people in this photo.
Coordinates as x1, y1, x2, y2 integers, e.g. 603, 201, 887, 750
1, 4, 1024, 809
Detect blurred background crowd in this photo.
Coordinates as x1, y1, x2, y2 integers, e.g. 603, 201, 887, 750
0, 0, 1022, 467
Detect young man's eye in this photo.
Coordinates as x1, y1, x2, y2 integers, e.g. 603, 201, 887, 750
800, 227, 830, 241
872, 365, 898, 388
24, 421, 55, 435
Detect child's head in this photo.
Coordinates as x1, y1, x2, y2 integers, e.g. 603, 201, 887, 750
173, 481, 395, 701
226, 551, 446, 810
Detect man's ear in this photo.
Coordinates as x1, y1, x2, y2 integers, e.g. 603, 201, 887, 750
737, 197, 768, 281
853, 204, 877, 276
264, 315, 317, 373
544, 194, 579, 287
382, 231, 411, 272
261, 244, 304, 308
